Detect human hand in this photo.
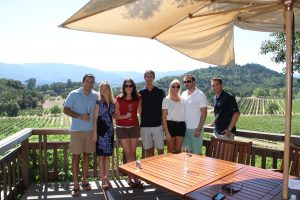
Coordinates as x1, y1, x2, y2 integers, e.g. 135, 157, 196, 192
81, 114, 90, 122
223, 129, 232, 137
166, 133, 172, 142
126, 112, 132, 119
92, 134, 97, 144
194, 129, 201, 137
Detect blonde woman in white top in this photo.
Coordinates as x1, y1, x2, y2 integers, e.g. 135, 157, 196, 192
162, 79, 186, 153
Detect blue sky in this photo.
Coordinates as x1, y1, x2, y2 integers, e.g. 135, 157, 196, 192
0, 0, 283, 73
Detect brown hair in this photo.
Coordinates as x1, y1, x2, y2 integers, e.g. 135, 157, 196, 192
120, 79, 139, 100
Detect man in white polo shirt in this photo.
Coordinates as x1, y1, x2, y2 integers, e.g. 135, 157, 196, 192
181, 74, 207, 155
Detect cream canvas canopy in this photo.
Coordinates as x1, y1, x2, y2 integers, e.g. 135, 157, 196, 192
61, 0, 300, 66
61, 1, 300, 199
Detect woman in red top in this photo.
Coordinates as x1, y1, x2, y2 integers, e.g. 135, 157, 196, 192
114, 78, 142, 187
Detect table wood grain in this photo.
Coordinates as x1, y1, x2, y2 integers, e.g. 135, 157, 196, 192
118, 153, 244, 197
186, 165, 285, 200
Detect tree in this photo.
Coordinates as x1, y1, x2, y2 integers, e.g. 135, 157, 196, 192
267, 102, 279, 115
260, 32, 300, 73
67, 79, 73, 88
269, 88, 278, 97
25, 78, 37, 90
38, 84, 50, 93
253, 88, 266, 97
279, 88, 286, 98
5, 101, 20, 117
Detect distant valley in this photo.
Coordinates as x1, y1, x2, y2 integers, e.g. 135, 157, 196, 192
0, 62, 188, 86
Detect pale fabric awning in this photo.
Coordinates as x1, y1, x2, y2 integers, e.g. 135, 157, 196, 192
60, 0, 300, 66
60, 1, 299, 199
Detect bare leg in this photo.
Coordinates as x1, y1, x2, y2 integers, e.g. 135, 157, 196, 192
129, 138, 138, 161
72, 154, 80, 189
104, 156, 111, 187
166, 137, 175, 153
120, 138, 134, 181
129, 138, 141, 184
145, 147, 154, 157
98, 156, 105, 183
82, 152, 90, 184
157, 148, 164, 155
174, 136, 184, 153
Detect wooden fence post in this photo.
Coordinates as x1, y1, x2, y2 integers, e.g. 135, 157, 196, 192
21, 139, 30, 188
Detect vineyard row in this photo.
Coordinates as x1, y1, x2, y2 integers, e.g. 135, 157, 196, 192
238, 97, 300, 115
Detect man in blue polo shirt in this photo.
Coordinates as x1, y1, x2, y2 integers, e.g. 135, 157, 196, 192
139, 70, 165, 157
210, 77, 240, 140
64, 73, 98, 197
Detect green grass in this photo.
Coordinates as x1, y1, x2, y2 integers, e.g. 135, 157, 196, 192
237, 115, 300, 135
293, 98, 300, 113
205, 114, 300, 135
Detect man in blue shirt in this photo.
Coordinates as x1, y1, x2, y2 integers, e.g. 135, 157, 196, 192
210, 77, 240, 140
64, 74, 98, 196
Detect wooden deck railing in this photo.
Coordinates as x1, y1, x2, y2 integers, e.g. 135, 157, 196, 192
0, 127, 299, 200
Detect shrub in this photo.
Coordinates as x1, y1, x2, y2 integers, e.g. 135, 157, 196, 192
50, 105, 62, 115
267, 103, 279, 115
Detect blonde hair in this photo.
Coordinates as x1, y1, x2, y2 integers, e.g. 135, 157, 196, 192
167, 79, 181, 97
99, 81, 114, 104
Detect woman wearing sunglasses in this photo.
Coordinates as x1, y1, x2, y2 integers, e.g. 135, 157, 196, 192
162, 79, 186, 153
114, 78, 143, 188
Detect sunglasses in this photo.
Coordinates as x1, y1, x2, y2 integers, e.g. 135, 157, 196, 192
171, 85, 180, 89
183, 80, 192, 84
124, 85, 133, 88
221, 182, 243, 194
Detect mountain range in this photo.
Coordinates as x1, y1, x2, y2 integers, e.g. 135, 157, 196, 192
0, 62, 188, 86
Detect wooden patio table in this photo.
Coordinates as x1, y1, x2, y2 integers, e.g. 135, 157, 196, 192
118, 153, 244, 198
186, 164, 285, 200
119, 153, 290, 200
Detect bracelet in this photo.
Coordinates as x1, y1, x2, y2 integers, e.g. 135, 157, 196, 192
227, 128, 232, 132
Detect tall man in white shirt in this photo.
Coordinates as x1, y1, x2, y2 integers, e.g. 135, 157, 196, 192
181, 74, 207, 154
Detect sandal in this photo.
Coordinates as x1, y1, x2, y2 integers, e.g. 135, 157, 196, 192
102, 183, 109, 191
106, 180, 112, 188
127, 180, 136, 188
81, 182, 91, 191
135, 180, 144, 189
71, 188, 80, 197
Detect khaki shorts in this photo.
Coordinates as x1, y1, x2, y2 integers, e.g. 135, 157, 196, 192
140, 126, 164, 150
70, 131, 95, 154
116, 126, 140, 139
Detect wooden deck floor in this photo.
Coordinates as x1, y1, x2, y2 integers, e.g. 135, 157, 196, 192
21, 179, 181, 200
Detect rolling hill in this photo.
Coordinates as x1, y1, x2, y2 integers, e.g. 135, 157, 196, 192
0, 62, 187, 86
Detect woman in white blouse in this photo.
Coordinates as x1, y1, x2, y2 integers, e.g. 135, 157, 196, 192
162, 79, 186, 153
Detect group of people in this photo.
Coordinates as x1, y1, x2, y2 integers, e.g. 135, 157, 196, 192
63, 71, 240, 197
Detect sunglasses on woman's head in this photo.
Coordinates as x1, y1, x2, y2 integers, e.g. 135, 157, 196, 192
124, 85, 133, 88
171, 85, 180, 89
